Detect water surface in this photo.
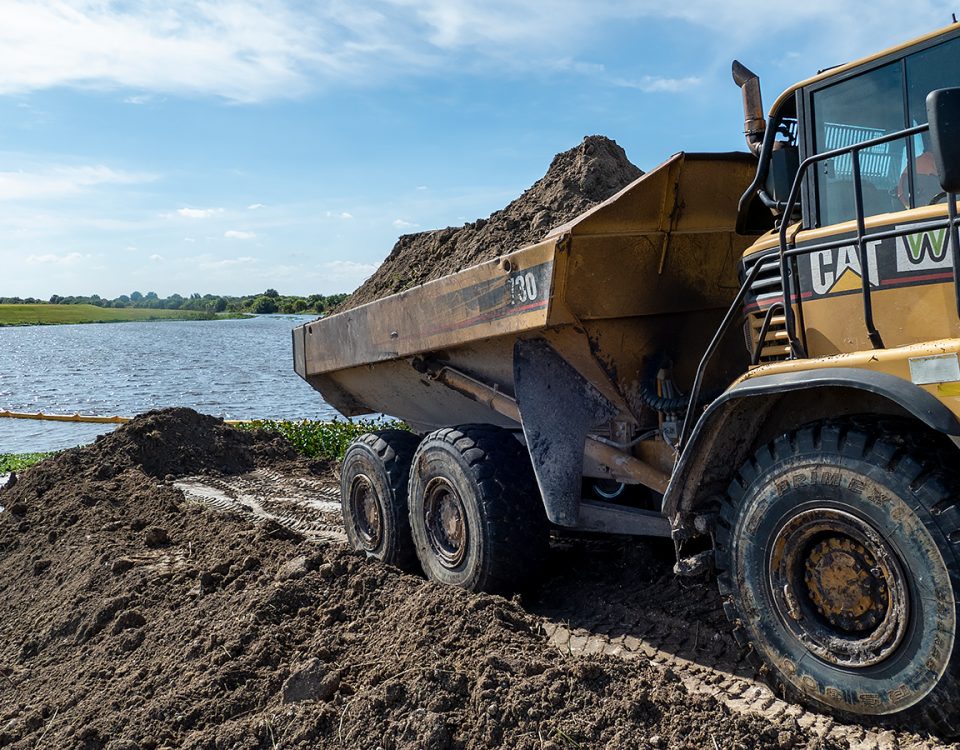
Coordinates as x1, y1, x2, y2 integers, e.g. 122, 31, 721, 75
0, 315, 340, 453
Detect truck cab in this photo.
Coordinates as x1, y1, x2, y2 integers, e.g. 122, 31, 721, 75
667, 24, 960, 733
740, 25, 960, 363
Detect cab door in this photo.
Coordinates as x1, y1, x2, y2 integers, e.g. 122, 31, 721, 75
792, 34, 960, 356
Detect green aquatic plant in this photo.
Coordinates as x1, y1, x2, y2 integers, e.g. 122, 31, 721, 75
239, 417, 408, 461
0, 452, 57, 472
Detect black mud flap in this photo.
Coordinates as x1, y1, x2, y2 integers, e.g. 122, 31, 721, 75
513, 339, 618, 527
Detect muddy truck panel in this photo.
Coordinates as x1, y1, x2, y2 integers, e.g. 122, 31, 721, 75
294, 151, 756, 434
294, 150, 756, 543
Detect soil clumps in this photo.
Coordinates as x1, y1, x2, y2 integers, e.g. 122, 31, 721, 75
341, 135, 643, 310
0, 407, 840, 749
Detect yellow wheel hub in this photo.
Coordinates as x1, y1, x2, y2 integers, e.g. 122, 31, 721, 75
804, 536, 889, 632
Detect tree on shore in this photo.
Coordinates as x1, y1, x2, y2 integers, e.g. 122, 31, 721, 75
20, 289, 351, 316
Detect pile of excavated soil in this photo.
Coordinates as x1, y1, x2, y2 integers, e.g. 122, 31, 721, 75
341, 135, 643, 310
0, 408, 833, 749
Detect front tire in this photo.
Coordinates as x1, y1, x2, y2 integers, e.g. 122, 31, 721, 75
408, 425, 548, 594
716, 421, 960, 735
340, 430, 421, 570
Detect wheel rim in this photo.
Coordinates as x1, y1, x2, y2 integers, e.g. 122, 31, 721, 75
348, 474, 383, 552
768, 507, 910, 668
423, 477, 468, 569
591, 479, 626, 500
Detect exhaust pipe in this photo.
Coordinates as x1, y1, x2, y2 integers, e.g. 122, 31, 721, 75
732, 60, 765, 157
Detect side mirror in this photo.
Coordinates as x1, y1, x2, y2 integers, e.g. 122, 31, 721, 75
926, 87, 960, 193
767, 145, 800, 204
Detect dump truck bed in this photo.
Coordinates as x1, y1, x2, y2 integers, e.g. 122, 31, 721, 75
294, 152, 757, 433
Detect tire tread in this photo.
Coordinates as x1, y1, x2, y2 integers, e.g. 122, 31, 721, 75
409, 424, 548, 594
341, 429, 421, 570
715, 418, 960, 737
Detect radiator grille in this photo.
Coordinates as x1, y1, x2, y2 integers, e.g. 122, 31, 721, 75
743, 254, 790, 363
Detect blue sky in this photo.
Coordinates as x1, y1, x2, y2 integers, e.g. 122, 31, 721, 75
1, 1, 957, 298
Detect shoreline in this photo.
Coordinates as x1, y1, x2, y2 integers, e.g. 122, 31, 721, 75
0, 305, 251, 327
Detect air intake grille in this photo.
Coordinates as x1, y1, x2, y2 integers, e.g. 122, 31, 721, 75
743, 254, 790, 363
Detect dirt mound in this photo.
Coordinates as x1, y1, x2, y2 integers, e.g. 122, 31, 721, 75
0, 408, 836, 749
83, 407, 299, 479
1, 409, 296, 497
341, 135, 643, 310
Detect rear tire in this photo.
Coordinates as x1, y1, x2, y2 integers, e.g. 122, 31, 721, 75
408, 425, 548, 594
716, 421, 960, 735
340, 430, 421, 571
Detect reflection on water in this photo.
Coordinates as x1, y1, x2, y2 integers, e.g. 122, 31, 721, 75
0, 315, 341, 453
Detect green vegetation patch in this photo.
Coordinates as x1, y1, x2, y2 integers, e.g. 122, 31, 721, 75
2, 288, 349, 317
0, 452, 57, 472
240, 418, 407, 461
0, 304, 215, 327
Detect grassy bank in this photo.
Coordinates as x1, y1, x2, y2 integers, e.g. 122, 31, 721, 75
0, 304, 234, 327
0, 452, 56, 472
241, 418, 407, 461
0, 419, 402, 475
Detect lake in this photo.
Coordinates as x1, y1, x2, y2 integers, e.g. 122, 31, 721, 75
0, 315, 343, 454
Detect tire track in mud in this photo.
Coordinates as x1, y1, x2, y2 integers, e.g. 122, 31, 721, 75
531, 539, 956, 750
540, 619, 933, 749
174, 469, 346, 543
176, 472, 955, 750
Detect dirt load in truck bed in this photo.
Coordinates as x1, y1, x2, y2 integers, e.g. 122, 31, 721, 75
0, 409, 950, 749
339, 135, 643, 311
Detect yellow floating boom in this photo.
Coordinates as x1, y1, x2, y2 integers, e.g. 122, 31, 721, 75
0, 410, 252, 425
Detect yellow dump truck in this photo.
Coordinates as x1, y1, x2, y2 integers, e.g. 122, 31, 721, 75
294, 25, 960, 734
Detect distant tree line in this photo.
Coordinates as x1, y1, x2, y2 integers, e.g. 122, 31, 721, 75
0, 289, 349, 315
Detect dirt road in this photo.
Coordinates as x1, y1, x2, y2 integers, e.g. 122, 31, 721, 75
174, 468, 954, 750
1, 410, 956, 749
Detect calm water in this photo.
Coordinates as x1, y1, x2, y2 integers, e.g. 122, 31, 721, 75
0, 315, 342, 454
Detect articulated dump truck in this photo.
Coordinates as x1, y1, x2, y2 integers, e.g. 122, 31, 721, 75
295, 25, 960, 734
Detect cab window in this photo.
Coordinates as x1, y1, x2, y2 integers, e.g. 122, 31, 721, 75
810, 36, 960, 227
811, 63, 906, 226
905, 37, 960, 207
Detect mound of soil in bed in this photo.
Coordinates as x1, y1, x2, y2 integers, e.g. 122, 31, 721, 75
340, 135, 643, 311
0, 408, 828, 749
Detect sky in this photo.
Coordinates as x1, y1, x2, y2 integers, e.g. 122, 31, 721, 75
1, 1, 958, 299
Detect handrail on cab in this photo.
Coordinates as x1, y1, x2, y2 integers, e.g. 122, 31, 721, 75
679, 121, 960, 450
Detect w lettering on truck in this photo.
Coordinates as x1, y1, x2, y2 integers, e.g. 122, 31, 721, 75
897, 227, 952, 270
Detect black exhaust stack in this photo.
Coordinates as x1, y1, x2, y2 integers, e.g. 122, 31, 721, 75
732, 60, 765, 157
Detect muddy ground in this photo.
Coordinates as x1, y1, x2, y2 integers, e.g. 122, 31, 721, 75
0, 410, 955, 749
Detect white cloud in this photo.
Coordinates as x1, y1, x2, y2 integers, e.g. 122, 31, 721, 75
184, 236, 196, 242
415, 185, 428, 191
549, 58, 605, 76
149, 254, 164, 261
392, 218, 419, 229
123, 94, 152, 105
177, 207, 221, 218
0, 165, 154, 201
25, 251, 88, 266
0, 1, 323, 102
247, 203, 265, 210
614, 75, 701, 93
196, 255, 257, 269
0, 1, 949, 101
394, 1, 951, 54
323, 259, 380, 282
339, 211, 353, 220
224, 229, 256, 239
324, 210, 354, 219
